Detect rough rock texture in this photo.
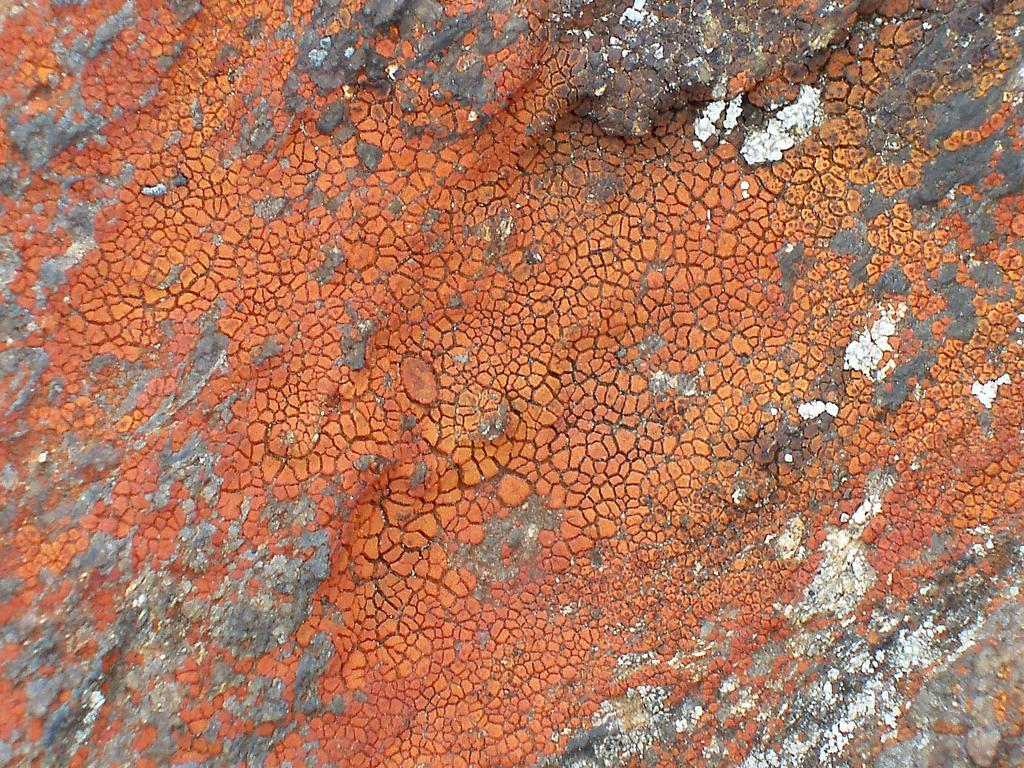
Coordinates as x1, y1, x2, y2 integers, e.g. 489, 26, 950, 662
0, 0, 1022, 766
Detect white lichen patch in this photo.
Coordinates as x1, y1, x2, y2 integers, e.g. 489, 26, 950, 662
768, 515, 806, 561
798, 400, 839, 420
648, 369, 700, 397
588, 685, 668, 764
971, 373, 1010, 409
804, 526, 875, 620
741, 86, 823, 165
843, 304, 906, 380
741, 611, 988, 768
740, 538, 1021, 768
723, 95, 742, 132
614, 650, 660, 680
693, 95, 743, 148
673, 701, 705, 734
790, 470, 896, 623
717, 675, 759, 719
694, 100, 725, 144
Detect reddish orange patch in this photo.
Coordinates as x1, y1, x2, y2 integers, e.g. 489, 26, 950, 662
497, 474, 531, 506
400, 357, 438, 405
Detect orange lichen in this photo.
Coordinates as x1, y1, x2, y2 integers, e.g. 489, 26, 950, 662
401, 357, 438, 405
1, 0, 1023, 766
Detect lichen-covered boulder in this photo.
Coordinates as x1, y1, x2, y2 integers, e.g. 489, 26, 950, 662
1, 0, 1022, 766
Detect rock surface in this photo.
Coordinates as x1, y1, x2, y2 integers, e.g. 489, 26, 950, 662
0, 0, 1022, 766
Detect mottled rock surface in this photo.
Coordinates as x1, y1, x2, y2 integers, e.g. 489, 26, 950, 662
1, 0, 1022, 766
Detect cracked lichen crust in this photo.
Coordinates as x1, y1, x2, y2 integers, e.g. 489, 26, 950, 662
0, 0, 1023, 767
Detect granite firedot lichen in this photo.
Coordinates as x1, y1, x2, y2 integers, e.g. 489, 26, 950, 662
1, 0, 1023, 766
